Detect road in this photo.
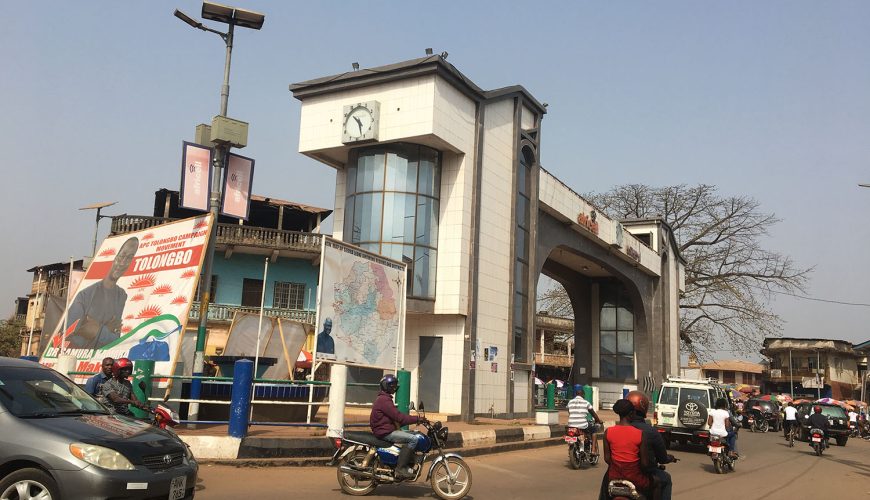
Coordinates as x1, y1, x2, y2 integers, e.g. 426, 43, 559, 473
195, 431, 870, 499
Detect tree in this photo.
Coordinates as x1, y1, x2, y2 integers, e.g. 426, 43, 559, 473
538, 184, 810, 357
0, 319, 25, 358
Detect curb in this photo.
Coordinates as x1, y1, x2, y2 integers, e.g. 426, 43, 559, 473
198, 437, 565, 467
182, 423, 570, 460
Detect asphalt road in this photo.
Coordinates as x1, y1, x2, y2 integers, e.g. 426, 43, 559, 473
195, 430, 870, 499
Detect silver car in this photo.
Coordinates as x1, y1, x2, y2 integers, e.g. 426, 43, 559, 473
0, 357, 197, 500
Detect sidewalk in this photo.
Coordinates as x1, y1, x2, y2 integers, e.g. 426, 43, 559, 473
176, 407, 619, 462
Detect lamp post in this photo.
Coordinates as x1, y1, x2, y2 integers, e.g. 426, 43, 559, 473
79, 201, 118, 259
174, 1, 264, 425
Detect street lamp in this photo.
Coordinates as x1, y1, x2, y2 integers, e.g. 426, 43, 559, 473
79, 201, 117, 259
174, 1, 264, 425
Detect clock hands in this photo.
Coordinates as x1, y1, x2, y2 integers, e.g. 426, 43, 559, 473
353, 116, 363, 134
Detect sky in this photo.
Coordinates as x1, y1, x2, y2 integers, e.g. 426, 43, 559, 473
2, 2, 869, 358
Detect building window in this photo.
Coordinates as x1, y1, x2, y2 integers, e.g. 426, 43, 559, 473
723, 371, 736, 384
512, 147, 533, 363
241, 279, 264, 308
600, 282, 634, 379
343, 144, 440, 298
273, 282, 305, 309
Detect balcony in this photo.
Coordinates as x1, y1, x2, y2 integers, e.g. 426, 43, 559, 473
763, 368, 827, 381
534, 352, 573, 368
189, 302, 316, 325
110, 215, 322, 254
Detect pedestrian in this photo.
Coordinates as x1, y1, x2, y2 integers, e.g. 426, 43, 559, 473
84, 357, 113, 398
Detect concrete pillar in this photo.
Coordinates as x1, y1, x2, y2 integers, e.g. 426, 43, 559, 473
326, 364, 347, 438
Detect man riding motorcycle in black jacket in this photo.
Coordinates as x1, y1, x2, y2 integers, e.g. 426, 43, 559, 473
627, 391, 676, 500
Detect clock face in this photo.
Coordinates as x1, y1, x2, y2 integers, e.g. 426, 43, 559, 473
345, 106, 373, 139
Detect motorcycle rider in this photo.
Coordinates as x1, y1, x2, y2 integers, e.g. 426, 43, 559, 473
370, 374, 424, 479
707, 398, 737, 458
99, 357, 148, 417
807, 405, 830, 448
626, 390, 676, 500
600, 399, 652, 500
568, 384, 604, 455
782, 402, 799, 439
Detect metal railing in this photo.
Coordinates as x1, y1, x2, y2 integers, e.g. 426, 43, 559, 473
534, 352, 573, 368
110, 215, 323, 253
188, 302, 316, 325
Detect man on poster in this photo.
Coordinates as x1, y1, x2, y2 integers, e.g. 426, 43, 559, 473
67, 237, 138, 349
316, 318, 336, 359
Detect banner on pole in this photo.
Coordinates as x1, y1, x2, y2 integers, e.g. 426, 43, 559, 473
314, 237, 406, 370
40, 215, 214, 382
220, 153, 255, 220
179, 141, 213, 212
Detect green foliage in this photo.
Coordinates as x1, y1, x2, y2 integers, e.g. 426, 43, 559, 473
0, 319, 24, 358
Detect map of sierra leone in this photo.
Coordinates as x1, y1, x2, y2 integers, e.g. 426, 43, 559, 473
332, 260, 400, 366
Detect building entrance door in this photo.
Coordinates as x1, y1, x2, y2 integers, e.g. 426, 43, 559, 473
418, 336, 443, 412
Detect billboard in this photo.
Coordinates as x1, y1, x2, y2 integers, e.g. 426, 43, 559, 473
40, 215, 213, 381
314, 237, 406, 370
179, 141, 213, 212
220, 153, 255, 220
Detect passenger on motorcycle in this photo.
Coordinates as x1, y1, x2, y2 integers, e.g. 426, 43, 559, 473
783, 402, 799, 439
370, 374, 424, 479
626, 390, 676, 500
807, 405, 830, 444
568, 384, 603, 455
707, 398, 737, 458
599, 399, 652, 500
98, 357, 147, 417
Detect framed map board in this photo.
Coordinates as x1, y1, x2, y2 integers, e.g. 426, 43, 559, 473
313, 237, 407, 370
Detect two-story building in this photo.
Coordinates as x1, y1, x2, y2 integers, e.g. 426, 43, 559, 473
108, 188, 330, 365
18, 259, 85, 356
534, 313, 574, 383
761, 337, 859, 400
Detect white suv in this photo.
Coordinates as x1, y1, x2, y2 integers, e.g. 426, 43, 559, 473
653, 376, 733, 447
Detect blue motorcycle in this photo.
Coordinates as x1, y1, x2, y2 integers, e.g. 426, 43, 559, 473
331, 403, 472, 499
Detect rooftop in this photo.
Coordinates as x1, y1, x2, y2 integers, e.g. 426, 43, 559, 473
700, 359, 763, 374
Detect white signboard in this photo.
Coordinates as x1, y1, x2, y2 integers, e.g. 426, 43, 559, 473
40, 215, 213, 381
314, 237, 406, 370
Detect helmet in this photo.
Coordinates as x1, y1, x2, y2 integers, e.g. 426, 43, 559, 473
573, 384, 584, 394
626, 391, 650, 417
813, 405, 822, 414
112, 358, 133, 378
379, 374, 399, 394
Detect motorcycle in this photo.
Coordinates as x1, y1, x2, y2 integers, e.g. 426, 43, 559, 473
849, 422, 859, 438
707, 435, 736, 474
147, 404, 181, 431
606, 463, 675, 500
747, 410, 769, 433
808, 427, 826, 456
565, 427, 599, 469
331, 402, 472, 499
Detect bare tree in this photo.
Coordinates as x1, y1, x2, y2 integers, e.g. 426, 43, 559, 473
538, 184, 810, 357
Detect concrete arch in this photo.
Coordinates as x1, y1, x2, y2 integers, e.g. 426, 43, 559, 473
535, 212, 662, 392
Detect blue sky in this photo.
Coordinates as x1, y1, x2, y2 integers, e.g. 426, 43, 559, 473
2, 2, 869, 354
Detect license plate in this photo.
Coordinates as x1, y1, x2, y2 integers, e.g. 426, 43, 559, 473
564, 436, 577, 443
168, 476, 186, 500
708, 446, 722, 453
811, 437, 821, 442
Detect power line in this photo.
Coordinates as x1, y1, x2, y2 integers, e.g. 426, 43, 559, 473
768, 289, 870, 308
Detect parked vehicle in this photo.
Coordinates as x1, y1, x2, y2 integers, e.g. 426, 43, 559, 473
795, 402, 849, 446
707, 435, 736, 474
808, 427, 826, 456
743, 399, 781, 432
0, 357, 197, 500
331, 403, 471, 499
653, 376, 734, 448
565, 427, 598, 469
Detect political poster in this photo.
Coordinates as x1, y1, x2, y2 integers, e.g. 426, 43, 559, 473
40, 215, 213, 382
220, 153, 255, 220
179, 141, 212, 212
314, 237, 406, 370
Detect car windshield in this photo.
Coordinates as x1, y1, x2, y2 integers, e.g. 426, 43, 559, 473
0, 366, 108, 417
679, 388, 709, 408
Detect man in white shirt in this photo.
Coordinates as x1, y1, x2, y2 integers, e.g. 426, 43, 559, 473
567, 384, 604, 455
848, 410, 858, 423
783, 402, 799, 439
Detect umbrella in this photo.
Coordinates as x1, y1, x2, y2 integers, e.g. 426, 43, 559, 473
295, 350, 312, 369
758, 394, 772, 401
738, 386, 754, 394
534, 377, 544, 386
793, 399, 810, 405
846, 400, 867, 408
777, 394, 793, 403
555, 379, 565, 388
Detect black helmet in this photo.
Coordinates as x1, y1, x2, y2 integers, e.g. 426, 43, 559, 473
380, 374, 399, 394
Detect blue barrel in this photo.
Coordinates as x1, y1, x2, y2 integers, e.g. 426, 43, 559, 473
228, 359, 254, 438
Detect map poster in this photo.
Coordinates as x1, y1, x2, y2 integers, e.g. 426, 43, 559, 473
40, 215, 213, 382
314, 237, 407, 370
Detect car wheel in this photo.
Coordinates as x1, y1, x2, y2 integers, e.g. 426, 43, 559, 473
0, 468, 60, 500
836, 436, 848, 447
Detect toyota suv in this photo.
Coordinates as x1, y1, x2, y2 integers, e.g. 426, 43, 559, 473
0, 357, 197, 500
653, 376, 733, 448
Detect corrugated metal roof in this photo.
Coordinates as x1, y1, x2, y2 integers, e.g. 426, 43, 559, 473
700, 359, 764, 374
